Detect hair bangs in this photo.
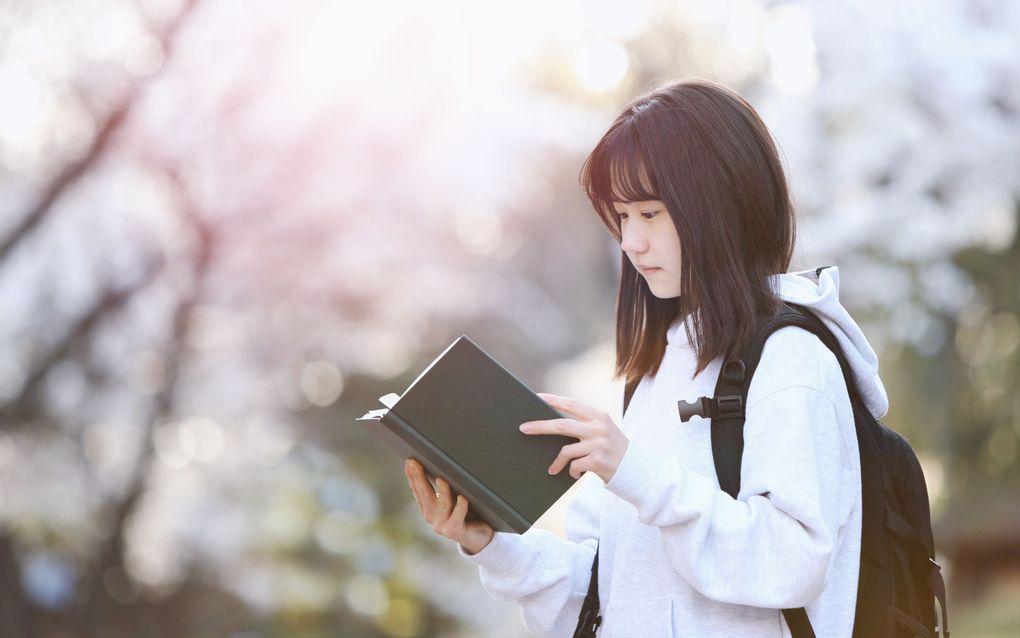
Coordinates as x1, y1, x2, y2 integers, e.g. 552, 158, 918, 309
580, 123, 660, 237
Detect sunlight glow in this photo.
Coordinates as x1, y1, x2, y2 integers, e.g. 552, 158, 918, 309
345, 574, 389, 617
153, 417, 226, 467
586, 0, 654, 40
359, 334, 415, 380
0, 65, 44, 155
177, 417, 226, 463
574, 38, 630, 94
315, 510, 367, 555
299, 360, 344, 407
764, 4, 818, 95
454, 206, 504, 256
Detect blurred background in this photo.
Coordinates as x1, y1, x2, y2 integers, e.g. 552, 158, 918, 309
0, 0, 1017, 636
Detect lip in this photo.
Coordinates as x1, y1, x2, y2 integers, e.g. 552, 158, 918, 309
638, 266, 661, 274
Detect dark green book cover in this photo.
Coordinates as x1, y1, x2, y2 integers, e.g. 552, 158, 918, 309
357, 335, 579, 534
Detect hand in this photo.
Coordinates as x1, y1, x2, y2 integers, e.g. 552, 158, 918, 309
520, 392, 629, 484
404, 458, 495, 555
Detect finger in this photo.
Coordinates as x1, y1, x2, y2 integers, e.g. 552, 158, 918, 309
520, 417, 585, 438
537, 393, 601, 421
451, 493, 469, 524
405, 460, 418, 484
407, 470, 427, 515
568, 457, 591, 480
408, 462, 437, 520
548, 440, 590, 475
404, 460, 416, 494
405, 470, 419, 501
435, 477, 453, 518
405, 458, 421, 486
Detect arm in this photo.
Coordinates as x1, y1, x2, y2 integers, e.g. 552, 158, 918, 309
457, 469, 604, 637
604, 381, 854, 609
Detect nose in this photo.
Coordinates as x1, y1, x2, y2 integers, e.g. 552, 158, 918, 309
619, 220, 648, 254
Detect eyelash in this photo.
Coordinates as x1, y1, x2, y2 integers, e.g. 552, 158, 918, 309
615, 211, 658, 220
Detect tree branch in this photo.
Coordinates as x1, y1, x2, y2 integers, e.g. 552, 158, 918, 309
0, 0, 202, 266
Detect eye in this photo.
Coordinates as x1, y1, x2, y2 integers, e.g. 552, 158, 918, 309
614, 209, 660, 221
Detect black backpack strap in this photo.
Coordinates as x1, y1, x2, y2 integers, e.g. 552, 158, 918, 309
710, 316, 776, 498
782, 608, 816, 638
710, 302, 837, 638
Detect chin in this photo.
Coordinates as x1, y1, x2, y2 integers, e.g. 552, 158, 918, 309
649, 288, 682, 300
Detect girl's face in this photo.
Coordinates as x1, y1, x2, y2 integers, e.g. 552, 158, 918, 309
614, 199, 683, 299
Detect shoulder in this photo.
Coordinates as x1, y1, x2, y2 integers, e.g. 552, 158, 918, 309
744, 325, 848, 410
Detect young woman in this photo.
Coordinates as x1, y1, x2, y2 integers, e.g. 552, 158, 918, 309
405, 78, 887, 637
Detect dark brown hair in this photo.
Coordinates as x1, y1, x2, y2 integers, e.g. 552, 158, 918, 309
579, 78, 797, 388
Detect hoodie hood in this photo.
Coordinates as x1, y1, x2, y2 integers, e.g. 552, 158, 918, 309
770, 266, 889, 419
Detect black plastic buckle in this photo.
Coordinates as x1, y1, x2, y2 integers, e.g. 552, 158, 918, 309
678, 397, 707, 422
715, 395, 744, 417
677, 394, 744, 422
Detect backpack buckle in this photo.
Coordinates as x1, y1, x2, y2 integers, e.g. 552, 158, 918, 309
677, 395, 744, 422
676, 360, 747, 423
715, 395, 744, 417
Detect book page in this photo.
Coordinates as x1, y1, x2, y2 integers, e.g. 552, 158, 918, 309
355, 392, 401, 420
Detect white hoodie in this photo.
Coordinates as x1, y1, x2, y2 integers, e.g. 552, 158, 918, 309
456, 266, 884, 638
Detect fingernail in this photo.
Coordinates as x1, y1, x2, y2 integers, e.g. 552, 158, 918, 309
519, 423, 529, 432
547, 467, 555, 475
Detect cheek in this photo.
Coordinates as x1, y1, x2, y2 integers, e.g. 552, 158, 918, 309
664, 235, 683, 267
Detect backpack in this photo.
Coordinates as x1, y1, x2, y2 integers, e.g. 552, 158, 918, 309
573, 299, 950, 638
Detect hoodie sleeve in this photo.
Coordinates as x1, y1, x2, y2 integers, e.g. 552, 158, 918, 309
455, 468, 604, 637
604, 336, 855, 609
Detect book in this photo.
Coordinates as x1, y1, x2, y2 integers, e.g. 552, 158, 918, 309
356, 334, 579, 534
